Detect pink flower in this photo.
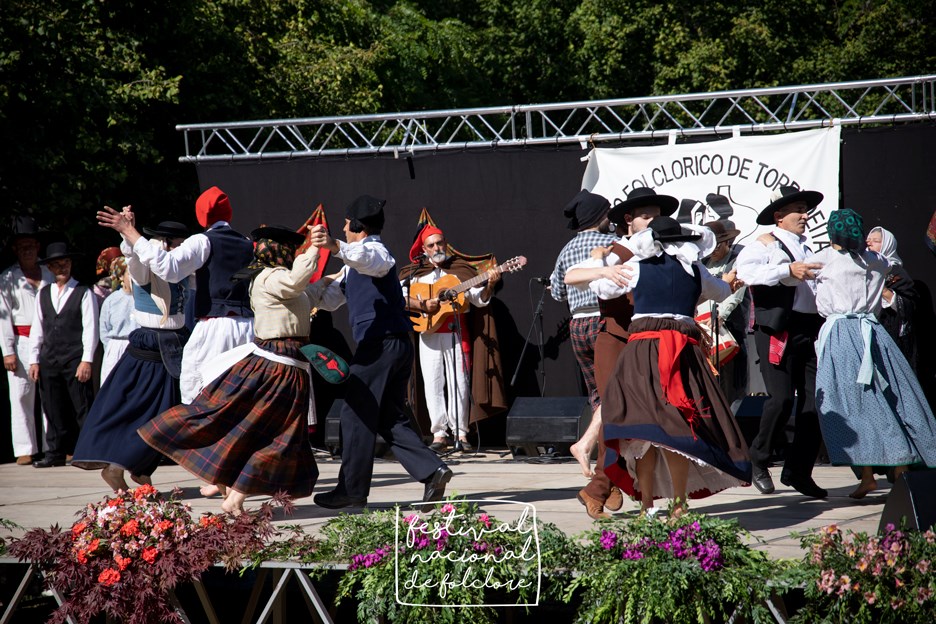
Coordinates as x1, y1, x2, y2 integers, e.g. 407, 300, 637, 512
440, 503, 455, 514
479, 513, 492, 528
916, 559, 930, 574
864, 592, 877, 605
916, 587, 932, 605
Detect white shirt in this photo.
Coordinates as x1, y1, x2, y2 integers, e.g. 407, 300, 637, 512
813, 248, 889, 318
735, 226, 818, 315
28, 278, 100, 364
0, 263, 54, 357
307, 235, 395, 311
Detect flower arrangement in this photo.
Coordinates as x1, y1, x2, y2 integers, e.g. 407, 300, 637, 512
563, 508, 783, 624
788, 522, 936, 624
8, 485, 289, 624
296, 500, 568, 624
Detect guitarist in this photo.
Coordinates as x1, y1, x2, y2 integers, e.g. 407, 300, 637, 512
399, 225, 501, 452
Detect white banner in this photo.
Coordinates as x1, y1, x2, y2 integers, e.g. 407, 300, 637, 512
582, 127, 842, 248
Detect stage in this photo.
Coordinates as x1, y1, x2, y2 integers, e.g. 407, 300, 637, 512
0, 450, 888, 562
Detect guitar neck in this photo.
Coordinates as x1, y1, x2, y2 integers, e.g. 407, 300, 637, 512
450, 260, 510, 294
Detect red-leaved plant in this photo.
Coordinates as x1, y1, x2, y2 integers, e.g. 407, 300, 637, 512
9, 485, 293, 624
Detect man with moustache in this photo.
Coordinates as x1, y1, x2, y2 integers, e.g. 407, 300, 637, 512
735, 186, 826, 499
1, 217, 54, 464
399, 225, 501, 452
28, 241, 98, 467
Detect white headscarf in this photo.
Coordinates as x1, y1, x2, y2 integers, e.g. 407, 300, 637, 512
869, 226, 903, 266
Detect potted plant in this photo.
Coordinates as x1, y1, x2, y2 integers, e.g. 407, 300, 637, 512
563, 508, 783, 623
787, 522, 936, 624
8, 485, 287, 624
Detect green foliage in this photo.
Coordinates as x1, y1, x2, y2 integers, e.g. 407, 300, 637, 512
787, 522, 936, 624
3, 0, 936, 247
564, 508, 785, 624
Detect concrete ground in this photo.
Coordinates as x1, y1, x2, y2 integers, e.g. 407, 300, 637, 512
0, 450, 890, 562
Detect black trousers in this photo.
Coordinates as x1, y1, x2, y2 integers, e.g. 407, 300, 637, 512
39, 360, 93, 460
337, 334, 443, 499
750, 312, 824, 477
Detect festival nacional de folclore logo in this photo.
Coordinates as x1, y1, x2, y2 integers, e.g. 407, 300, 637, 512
394, 500, 541, 607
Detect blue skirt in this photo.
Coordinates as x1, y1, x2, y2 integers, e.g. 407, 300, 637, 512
72, 327, 188, 476
816, 317, 936, 467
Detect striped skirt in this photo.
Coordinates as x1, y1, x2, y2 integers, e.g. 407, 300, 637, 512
601, 317, 752, 502
139, 338, 319, 497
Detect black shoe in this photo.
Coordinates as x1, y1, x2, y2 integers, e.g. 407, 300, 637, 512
33, 456, 66, 468
422, 466, 453, 503
429, 440, 449, 452
780, 471, 828, 499
313, 490, 367, 509
752, 468, 775, 494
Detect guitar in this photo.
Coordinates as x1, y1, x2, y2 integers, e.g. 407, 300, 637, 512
409, 256, 527, 333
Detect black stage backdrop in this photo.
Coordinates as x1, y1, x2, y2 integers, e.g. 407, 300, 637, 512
2, 125, 935, 459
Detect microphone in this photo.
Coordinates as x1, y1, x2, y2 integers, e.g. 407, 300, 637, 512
438, 289, 457, 302
532, 276, 550, 284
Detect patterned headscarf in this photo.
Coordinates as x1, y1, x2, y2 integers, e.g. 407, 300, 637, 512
827, 209, 865, 253
234, 237, 299, 282
868, 226, 903, 266
109, 256, 128, 292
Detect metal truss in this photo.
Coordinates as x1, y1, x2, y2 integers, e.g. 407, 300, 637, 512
178, 75, 936, 162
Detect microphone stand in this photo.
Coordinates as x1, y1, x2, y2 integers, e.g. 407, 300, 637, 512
510, 280, 547, 395
712, 303, 721, 374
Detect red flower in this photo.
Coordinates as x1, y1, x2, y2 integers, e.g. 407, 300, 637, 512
75, 549, 88, 565
71, 522, 88, 538
142, 547, 159, 564
132, 484, 157, 500
199, 515, 222, 528
154, 520, 173, 534
120, 519, 140, 537
114, 554, 131, 571
98, 568, 121, 586
106, 498, 124, 508
88, 539, 100, 553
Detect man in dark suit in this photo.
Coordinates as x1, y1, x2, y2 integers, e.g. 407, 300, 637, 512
308, 195, 451, 509
735, 186, 826, 499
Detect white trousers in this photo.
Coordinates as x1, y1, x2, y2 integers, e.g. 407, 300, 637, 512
6, 334, 47, 456
418, 331, 470, 437
179, 316, 254, 404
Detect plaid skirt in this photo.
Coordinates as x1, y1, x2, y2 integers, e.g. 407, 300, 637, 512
139, 338, 319, 497
601, 317, 752, 501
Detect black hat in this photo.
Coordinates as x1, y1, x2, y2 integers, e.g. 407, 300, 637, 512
38, 241, 83, 264
609, 187, 679, 223
563, 189, 610, 230
648, 216, 702, 243
7, 216, 47, 247
143, 221, 190, 239
250, 224, 306, 246
346, 195, 386, 224
756, 186, 823, 225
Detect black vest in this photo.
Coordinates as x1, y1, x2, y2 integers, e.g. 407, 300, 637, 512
345, 263, 411, 343
194, 227, 254, 318
750, 239, 796, 335
632, 254, 702, 317
39, 283, 88, 368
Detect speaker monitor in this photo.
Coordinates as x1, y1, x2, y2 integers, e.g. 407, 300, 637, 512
324, 400, 388, 457
505, 397, 591, 458
879, 470, 936, 532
